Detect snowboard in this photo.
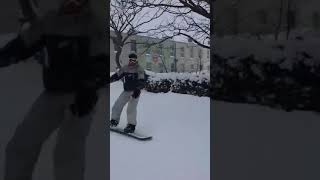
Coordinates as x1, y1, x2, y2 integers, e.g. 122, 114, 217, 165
110, 127, 152, 141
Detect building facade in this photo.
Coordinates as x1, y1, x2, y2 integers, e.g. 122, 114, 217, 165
110, 31, 210, 73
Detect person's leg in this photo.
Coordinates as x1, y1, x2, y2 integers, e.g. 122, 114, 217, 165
53, 99, 95, 180
127, 96, 140, 126
111, 91, 132, 123
4, 91, 66, 180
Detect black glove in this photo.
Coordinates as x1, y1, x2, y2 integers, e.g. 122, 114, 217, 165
0, 36, 44, 68
0, 38, 21, 68
110, 72, 124, 84
132, 89, 141, 99
70, 87, 98, 117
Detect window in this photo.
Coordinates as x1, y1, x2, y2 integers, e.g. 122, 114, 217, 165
146, 62, 152, 70
130, 40, 137, 52
180, 47, 185, 57
190, 64, 194, 70
145, 44, 151, 55
170, 45, 175, 57
146, 48, 151, 55
199, 49, 202, 58
145, 53, 151, 62
158, 44, 163, 55
257, 10, 267, 24
159, 63, 164, 73
313, 12, 320, 30
180, 64, 185, 72
171, 63, 175, 71
190, 47, 194, 58
155, 45, 162, 56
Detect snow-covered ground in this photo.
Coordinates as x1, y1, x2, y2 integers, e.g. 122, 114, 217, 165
213, 101, 320, 180
1, 60, 320, 180
0, 34, 210, 180
110, 81, 210, 180
0, 62, 109, 180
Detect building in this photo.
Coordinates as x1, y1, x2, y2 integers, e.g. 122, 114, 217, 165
110, 31, 210, 73
175, 40, 211, 73
214, 0, 320, 36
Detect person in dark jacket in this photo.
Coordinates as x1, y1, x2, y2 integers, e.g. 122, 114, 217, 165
110, 53, 146, 133
0, 0, 107, 179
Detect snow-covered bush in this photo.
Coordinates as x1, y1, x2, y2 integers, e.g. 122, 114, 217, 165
145, 71, 210, 97
212, 53, 320, 112
213, 31, 320, 112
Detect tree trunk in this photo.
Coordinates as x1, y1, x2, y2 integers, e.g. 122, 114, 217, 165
286, 0, 292, 40
112, 33, 124, 69
115, 50, 122, 69
275, 0, 284, 40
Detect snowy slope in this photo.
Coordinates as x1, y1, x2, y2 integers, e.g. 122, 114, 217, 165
110, 81, 210, 180
213, 101, 320, 180
0, 61, 109, 180
1, 60, 320, 180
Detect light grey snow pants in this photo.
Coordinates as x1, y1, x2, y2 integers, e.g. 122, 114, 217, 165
5, 91, 94, 180
111, 91, 140, 125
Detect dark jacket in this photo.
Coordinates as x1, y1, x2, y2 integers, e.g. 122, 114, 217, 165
110, 64, 146, 91
40, 35, 107, 92
15, 0, 107, 92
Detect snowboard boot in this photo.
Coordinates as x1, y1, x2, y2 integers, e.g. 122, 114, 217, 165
124, 124, 136, 133
110, 119, 119, 127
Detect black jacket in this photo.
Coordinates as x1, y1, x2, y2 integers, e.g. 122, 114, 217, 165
41, 35, 107, 92
110, 64, 146, 91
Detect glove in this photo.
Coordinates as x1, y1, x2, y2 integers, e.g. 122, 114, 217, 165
0, 38, 21, 68
0, 36, 44, 68
70, 87, 98, 117
110, 72, 124, 84
132, 89, 141, 99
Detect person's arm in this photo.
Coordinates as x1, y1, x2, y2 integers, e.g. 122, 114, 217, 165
110, 68, 124, 83
0, 36, 44, 68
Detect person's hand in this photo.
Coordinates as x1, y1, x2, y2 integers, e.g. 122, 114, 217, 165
70, 88, 98, 117
132, 89, 141, 99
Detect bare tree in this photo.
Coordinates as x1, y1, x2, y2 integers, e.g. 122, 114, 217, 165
286, 0, 295, 40
274, 0, 284, 40
133, 0, 211, 49
110, 0, 167, 68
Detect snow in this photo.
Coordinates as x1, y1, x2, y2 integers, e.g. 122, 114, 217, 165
110, 81, 210, 180
0, 33, 210, 179
145, 70, 210, 83
213, 100, 320, 180
0, 61, 109, 180
1, 59, 320, 180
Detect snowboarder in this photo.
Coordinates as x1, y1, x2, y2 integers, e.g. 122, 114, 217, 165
0, 0, 107, 180
110, 53, 146, 133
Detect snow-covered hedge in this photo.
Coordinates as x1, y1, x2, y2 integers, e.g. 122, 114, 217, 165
212, 53, 320, 112
213, 31, 320, 112
145, 71, 210, 97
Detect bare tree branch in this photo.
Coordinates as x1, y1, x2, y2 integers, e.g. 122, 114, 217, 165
110, 0, 169, 68
134, 0, 210, 48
